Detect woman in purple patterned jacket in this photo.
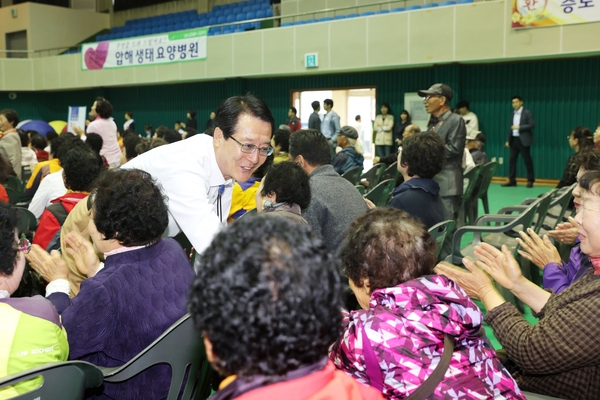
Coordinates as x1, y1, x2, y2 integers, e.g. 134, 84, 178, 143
329, 208, 524, 399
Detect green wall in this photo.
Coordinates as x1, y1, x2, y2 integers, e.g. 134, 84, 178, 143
1, 55, 599, 180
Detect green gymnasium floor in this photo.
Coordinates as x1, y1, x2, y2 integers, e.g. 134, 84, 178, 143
467, 182, 554, 349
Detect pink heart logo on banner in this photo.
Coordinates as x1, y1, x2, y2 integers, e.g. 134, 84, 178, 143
84, 41, 110, 70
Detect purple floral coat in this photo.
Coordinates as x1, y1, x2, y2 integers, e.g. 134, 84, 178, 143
329, 275, 524, 399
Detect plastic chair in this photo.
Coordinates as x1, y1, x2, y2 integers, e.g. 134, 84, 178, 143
4, 175, 24, 192
379, 9, 390, 13
380, 162, 399, 183
341, 166, 363, 185
100, 314, 214, 400
334, 15, 346, 19
281, 22, 293, 27
406, 5, 422, 10
364, 179, 396, 207
439, 1, 457, 5
475, 161, 499, 216
16, 207, 38, 236
345, 13, 358, 18
0, 361, 103, 400
355, 185, 365, 195
538, 183, 576, 233
459, 164, 483, 227
360, 11, 375, 16
6, 187, 30, 207
359, 163, 386, 193
428, 220, 456, 261
391, 7, 405, 12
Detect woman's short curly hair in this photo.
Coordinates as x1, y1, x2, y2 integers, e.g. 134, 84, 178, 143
0, 203, 19, 277
94, 97, 114, 119
61, 145, 104, 192
400, 131, 446, 179
261, 161, 311, 209
341, 208, 437, 291
189, 215, 343, 378
92, 169, 168, 247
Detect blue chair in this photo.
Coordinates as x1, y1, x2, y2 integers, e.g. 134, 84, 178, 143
151, 27, 160, 34
319, 17, 333, 22
208, 16, 218, 25
250, 4, 260, 12
294, 20, 307, 25
198, 17, 208, 26
236, 13, 245, 21
379, 9, 390, 13
345, 13, 358, 18
174, 22, 183, 30
361, 11, 375, 16
226, 14, 236, 23
143, 28, 152, 35
439, 0, 457, 4
334, 15, 346, 19
217, 16, 226, 24
223, 26, 233, 34
246, 11, 256, 20
459, 0, 474, 3
281, 22, 293, 27
422, 3, 439, 8
406, 5, 422, 10
182, 21, 191, 29
303, 19, 316, 24
242, 6, 251, 13
257, 9, 266, 18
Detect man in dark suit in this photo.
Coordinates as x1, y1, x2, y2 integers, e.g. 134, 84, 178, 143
504, 95, 535, 187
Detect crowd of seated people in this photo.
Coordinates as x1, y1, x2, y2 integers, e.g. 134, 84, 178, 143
2, 93, 598, 400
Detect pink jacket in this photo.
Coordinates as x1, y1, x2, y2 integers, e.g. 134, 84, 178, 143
329, 275, 524, 399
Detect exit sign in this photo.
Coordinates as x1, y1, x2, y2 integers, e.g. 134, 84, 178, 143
305, 53, 318, 68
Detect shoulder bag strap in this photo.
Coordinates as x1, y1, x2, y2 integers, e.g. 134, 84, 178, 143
359, 319, 454, 399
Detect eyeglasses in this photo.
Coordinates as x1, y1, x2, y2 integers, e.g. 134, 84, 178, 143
18, 237, 31, 254
229, 136, 274, 156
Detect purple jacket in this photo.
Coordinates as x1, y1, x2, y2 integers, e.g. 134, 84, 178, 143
543, 243, 591, 294
48, 238, 194, 399
329, 275, 524, 399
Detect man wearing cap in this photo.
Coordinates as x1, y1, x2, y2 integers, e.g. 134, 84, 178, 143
503, 95, 535, 187
332, 126, 364, 174
419, 83, 466, 250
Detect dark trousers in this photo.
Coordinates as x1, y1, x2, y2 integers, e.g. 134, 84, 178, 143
509, 137, 534, 183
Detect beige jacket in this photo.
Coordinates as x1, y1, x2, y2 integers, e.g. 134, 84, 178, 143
373, 114, 394, 146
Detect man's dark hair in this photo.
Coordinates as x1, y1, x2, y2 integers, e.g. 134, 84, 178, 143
122, 132, 141, 160
511, 95, 523, 102
85, 133, 103, 155
144, 124, 153, 132
400, 131, 445, 179
29, 132, 46, 151
18, 129, 29, 147
46, 131, 58, 142
49, 133, 69, 157
125, 111, 133, 118
381, 102, 393, 116
323, 99, 333, 108
577, 147, 600, 171
341, 208, 437, 291
289, 107, 297, 115
456, 100, 470, 110
572, 126, 593, 151
311, 101, 320, 111
92, 169, 168, 247
188, 109, 196, 118
155, 125, 169, 138
0, 109, 19, 128
262, 161, 311, 209
54, 134, 86, 160
272, 128, 290, 153
61, 145, 104, 192
188, 215, 343, 377
135, 137, 168, 155
0, 202, 19, 277
163, 129, 182, 144
214, 95, 274, 140
184, 127, 198, 139
289, 129, 331, 167
95, 97, 114, 119
355, 115, 361, 121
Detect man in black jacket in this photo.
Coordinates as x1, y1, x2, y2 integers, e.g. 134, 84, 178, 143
504, 95, 535, 187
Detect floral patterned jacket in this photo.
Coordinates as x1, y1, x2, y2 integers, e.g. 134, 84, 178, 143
329, 275, 525, 399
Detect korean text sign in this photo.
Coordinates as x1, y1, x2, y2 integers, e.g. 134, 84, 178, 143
512, 0, 598, 28
82, 28, 207, 70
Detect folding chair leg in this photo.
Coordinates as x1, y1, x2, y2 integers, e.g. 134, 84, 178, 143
481, 195, 490, 215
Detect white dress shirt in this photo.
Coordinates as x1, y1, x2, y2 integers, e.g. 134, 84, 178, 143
512, 107, 522, 137
122, 134, 233, 260
28, 169, 68, 219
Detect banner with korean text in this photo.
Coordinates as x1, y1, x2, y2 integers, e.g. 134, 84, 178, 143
81, 28, 207, 70
512, 0, 600, 28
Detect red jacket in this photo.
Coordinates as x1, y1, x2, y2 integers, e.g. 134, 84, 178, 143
33, 192, 88, 251
235, 362, 383, 400
286, 117, 302, 133
0, 185, 7, 203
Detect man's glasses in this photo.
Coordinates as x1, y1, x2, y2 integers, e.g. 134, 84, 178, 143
230, 136, 274, 156
424, 95, 441, 101
18, 237, 31, 254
